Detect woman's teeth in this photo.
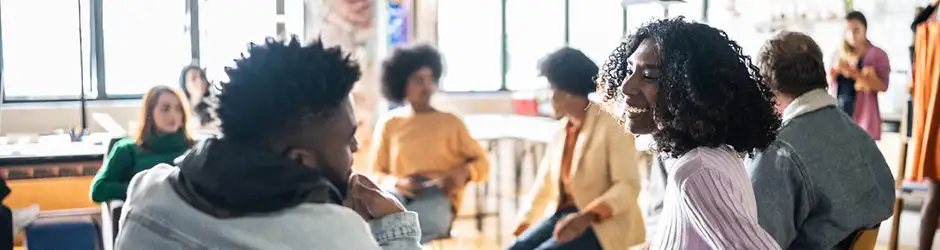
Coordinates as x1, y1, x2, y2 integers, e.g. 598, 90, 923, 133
627, 106, 649, 114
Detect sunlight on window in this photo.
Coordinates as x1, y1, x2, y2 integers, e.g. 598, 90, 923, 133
437, 0, 502, 91
1, 0, 85, 100
102, 0, 189, 96
199, 0, 277, 84
668, 0, 704, 21
568, 2, 624, 66
504, 0, 566, 91
626, 3, 665, 34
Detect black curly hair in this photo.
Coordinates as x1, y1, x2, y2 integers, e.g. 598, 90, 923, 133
216, 36, 360, 144
598, 17, 781, 158
380, 44, 443, 104
539, 47, 598, 97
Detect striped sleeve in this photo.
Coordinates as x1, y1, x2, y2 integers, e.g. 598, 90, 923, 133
679, 169, 782, 250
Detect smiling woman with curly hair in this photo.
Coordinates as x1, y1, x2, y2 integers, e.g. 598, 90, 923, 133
598, 17, 781, 249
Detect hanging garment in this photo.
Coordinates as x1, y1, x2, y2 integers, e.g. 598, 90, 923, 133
909, 21, 940, 181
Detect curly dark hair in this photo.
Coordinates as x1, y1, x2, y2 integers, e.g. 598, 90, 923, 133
216, 36, 360, 144
539, 47, 598, 97
380, 44, 443, 104
598, 17, 780, 158
757, 31, 828, 97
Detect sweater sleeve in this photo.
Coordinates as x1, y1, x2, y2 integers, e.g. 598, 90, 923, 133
90, 141, 135, 202
368, 115, 393, 176
454, 119, 490, 183
680, 169, 782, 250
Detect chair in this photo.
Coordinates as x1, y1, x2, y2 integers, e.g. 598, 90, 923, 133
24, 210, 102, 250
836, 224, 880, 250
99, 200, 123, 250
99, 137, 125, 250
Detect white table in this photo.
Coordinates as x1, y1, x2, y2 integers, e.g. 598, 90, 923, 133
462, 114, 561, 240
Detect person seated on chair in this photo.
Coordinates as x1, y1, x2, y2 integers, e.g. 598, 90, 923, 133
114, 36, 421, 250
369, 44, 491, 244
179, 65, 219, 131
90, 85, 194, 203
509, 47, 645, 250
1, 178, 40, 250
747, 31, 895, 249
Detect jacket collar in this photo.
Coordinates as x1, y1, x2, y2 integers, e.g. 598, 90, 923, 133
781, 89, 837, 125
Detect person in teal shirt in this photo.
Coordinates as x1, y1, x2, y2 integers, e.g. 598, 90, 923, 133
90, 85, 194, 202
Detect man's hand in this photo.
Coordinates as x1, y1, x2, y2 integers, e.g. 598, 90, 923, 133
394, 176, 423, 198
552, 213, 597, 243
435, 164, 472, 192
513, 223, 530, 237
344, 174, 406, 220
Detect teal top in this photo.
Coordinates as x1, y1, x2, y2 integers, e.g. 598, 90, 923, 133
90, 131, 191, 202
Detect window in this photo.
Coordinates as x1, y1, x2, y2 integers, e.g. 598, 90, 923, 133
1, 0, 89, 101
626, 3, 666, 34
437, 0, 502, 92
102, 0, 190, 96
199, 0, 277, 84
667, 0, 705, 21
504, 0, 565, 91
568, 1, 625, 66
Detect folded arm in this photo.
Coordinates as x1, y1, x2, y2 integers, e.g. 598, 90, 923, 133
367, 212, 423, 250
91, 143, 135, 202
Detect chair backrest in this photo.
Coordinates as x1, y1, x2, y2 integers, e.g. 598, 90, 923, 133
836, 224, 880, 250
103, 137, 125, 159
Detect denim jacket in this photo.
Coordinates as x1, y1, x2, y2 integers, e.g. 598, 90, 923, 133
746, 89, 895, 249
114, 165, 422, 250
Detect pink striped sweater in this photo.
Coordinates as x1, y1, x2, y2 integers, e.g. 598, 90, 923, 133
649, 146, 781, 250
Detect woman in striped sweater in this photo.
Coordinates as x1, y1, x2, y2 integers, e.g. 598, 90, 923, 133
597, 17, 782, 249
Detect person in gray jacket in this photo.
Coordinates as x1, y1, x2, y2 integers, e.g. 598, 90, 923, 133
114, 36, 422, 250
747, 31, 895, 249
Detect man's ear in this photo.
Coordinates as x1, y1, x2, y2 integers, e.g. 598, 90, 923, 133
285, 148, 317, 168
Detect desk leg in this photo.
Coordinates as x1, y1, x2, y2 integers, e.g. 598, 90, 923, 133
495, 140, 503, 245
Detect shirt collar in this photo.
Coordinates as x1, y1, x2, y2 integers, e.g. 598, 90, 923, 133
780, 88, 837, 125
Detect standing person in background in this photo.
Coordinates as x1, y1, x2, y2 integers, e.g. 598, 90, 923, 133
599, 17, 781, 249
90, 85, 194, 202
509, 47, 645, 250
179, 65, 218, 130
749, 31, 894, 249
369, 44, 490, 243
828, 11, 891, 140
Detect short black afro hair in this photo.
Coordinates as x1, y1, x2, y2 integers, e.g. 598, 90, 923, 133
380, 44, 443, 104
539, 47, 598, 97
598, 17, 780, 158
216, 36, 360, 144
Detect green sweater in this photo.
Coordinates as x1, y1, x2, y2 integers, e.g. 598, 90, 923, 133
90, 132, 191, 202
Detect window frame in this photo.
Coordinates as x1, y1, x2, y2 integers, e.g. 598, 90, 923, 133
0, 0, 200, 103
438, 0, 710, 92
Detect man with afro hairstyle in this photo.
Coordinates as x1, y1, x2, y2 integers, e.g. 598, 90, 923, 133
114, 36, 422, 250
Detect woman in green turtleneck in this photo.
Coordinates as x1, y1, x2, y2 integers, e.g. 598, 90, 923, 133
90, 86, 194, 202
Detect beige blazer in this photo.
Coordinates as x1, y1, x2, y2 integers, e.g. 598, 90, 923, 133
516, 104, 646, 249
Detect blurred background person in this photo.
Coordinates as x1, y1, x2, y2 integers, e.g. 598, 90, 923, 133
90, 85, 194, 203
369, 44, 490, 243
509, 47, 645, 250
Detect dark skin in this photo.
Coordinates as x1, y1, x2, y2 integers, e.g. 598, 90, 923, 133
280, 100, 404, 219
619, 38, 663, 250
393, 66, 474, 197
621, 39, 661, 136
512, 87, 599, 243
